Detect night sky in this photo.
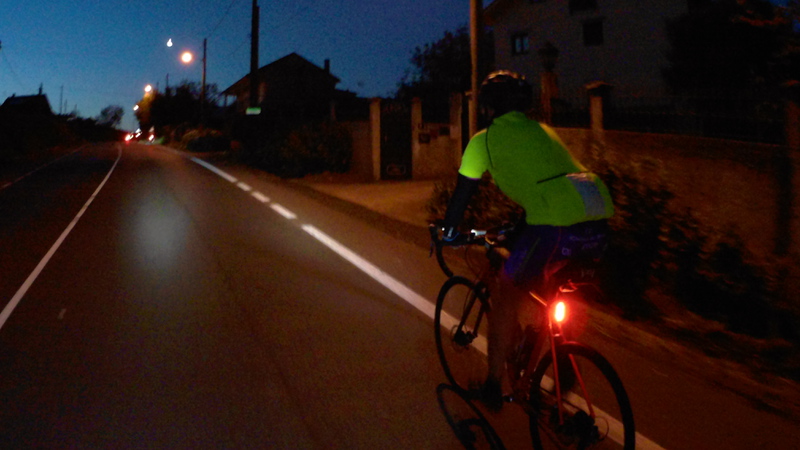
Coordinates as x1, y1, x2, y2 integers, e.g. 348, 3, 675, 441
1, 1, 791, 132
0, 0, 470, 131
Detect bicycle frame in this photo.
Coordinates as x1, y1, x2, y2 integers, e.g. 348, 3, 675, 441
520, 288, 598, 428
430, 225, 593, 417
431, 223, 635, 448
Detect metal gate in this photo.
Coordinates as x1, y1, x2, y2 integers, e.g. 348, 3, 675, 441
380, 100, 412, 180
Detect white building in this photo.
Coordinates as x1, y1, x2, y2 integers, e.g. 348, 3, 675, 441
485, 0, 692, 99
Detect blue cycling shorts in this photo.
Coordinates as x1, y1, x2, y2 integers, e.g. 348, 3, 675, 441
504, 220, 609, 293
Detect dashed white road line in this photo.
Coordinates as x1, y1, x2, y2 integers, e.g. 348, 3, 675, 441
190, 157, 237, 183
237, 182, 252, 192
188, 156, 664, 450
252, 192, 270, 203
270, 203, 297, 220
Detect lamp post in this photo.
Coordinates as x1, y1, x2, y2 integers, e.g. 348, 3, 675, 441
180, 38, 207, 126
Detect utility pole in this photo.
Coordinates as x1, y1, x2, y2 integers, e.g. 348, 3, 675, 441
469, 0, 482, 137
201, 37, 207, 125
249, 0, 259, 109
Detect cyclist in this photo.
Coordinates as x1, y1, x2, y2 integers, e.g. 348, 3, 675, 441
441, 70, 614, 411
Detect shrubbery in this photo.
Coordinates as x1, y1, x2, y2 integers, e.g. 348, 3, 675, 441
425, 144, 800, 353
240, 121, 353, 178
179, 128, 230, 153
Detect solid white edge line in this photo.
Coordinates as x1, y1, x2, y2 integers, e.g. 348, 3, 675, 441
270, 203, 297, 220
300, 223, 663, 450
190, 157, 237, 183
0, 145, 123, 331
300, 224, 435, 320
0, 146, 84, 191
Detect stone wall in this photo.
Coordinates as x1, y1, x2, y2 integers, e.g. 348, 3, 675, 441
557, 127, 796, 262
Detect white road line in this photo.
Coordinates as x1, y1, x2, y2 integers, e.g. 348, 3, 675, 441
237, 182, 252, 192
183, 157, 665, 450
252, 192, 270, 203
0, 146, 123, 331
0, 146, 84, 191
190, 157, 237, 183
301, 223, 661, 450
270, 203, 297, 220
301, 225, 435, 320
58, 309, 67, 320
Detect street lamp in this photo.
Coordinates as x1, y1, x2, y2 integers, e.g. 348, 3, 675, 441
180, 39, 207, 125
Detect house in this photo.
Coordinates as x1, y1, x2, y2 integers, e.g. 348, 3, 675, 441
485, 0, 690, 99
0, 93, 53, 116
222, 53, 341, 124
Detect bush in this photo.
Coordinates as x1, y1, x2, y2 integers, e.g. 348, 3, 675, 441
244, 121, 353, 178
425, 174, 523, 229
180, 128, 230, 153
425, 142, 799, 343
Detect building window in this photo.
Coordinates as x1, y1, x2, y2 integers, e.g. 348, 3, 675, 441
570, 0, 597, 14
583, 20, 604, 46
511, 33, 530, 55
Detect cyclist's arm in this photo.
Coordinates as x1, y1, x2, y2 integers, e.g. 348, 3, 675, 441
442, 132, 489, 239
443, 174, 480, 239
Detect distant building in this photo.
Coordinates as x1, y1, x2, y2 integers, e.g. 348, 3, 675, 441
222, 52, 342, 124
0, 93, 53, 116
485, 0, 690, 98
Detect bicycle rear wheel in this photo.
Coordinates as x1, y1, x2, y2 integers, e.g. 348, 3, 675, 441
528, 343, 635, 450
434, 276, 490, 392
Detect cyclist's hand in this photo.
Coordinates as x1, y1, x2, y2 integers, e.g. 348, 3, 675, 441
442, 226, 459, 242
441, 227, 469, 246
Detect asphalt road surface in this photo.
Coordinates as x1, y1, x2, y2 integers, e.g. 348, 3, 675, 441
1, 142, 798, 449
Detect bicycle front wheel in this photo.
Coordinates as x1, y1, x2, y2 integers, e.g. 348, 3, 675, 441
528, 343, 635, 450
434, 276, 490, 392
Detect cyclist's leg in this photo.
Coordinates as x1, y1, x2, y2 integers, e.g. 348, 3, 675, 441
487, 271, 525, 385
481, 225, 561, 406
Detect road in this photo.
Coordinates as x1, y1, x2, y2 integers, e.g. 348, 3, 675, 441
0, 142, 798, 449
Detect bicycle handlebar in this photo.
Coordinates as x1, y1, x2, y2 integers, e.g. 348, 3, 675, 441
428, 222, 515, 279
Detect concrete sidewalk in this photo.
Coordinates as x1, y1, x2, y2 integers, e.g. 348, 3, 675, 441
293, 179, 440, 229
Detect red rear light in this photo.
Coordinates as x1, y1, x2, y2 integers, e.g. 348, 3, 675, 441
554, 301, 566, 323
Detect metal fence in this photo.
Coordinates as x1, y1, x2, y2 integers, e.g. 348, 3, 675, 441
542, 94, 787, 145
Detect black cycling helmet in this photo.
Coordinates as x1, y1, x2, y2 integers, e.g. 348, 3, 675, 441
478, 70, 533, 117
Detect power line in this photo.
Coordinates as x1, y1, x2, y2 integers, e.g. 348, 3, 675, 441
206, 0, 242, 38
0, 44, 28, 92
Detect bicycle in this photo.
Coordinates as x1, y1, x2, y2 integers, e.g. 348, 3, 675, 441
429, 223, 635, 449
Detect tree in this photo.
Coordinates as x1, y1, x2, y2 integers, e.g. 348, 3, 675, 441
663, 0, 799, 97
133, 81, 220, 131
396, 26, 494, 121
96, 105, 124, 128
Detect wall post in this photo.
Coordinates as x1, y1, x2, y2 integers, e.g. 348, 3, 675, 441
450, 93, 464, 169
411, 97, 423, 180
370, 98, 381, 182
585, 82, 611, 150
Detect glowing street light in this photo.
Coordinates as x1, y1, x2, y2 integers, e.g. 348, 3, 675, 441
167, 38, 173, 48
179, 39, 207, 125
144, 84, 153, 94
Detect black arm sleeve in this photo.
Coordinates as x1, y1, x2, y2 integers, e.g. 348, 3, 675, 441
443, 174, 480, 230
